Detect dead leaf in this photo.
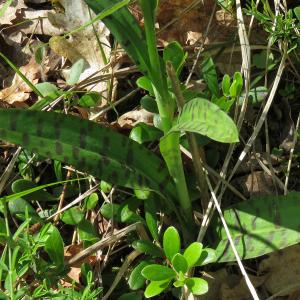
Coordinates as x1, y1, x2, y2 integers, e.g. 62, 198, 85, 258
48, 0, 111, 95
0, 59, 40, 104
116, 109, 154, 129
259, 245, 300, 296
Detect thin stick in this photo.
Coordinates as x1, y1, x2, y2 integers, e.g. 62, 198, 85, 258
284, 112, 300, 194
204, 171, 259, 300
65, 223, 141, 267
102, 250, 141, 300
47, 185, 98, 221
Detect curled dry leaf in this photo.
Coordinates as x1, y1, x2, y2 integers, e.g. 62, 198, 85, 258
0, 59, 40, 104
116, 109, 154, 129
259, 245, 300, 296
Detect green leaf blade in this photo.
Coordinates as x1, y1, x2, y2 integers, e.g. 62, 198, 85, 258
141, 264, 176, 281
163, 226, 181, 261
213, 192, 300, 262
183, 242, 203, 268
173, 98, 239, 143
185, 277, 208, 295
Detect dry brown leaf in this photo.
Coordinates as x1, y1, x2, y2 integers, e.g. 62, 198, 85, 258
116, 109, 153, 129
0, 59, 40, 104
259, 245, 300, 296
48, 0, 111, 96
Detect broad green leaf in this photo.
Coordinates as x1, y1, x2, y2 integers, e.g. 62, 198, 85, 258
142, 264, 176, 281
172, 98, 239, 143
183, 242, 203, 268
35, 82, 59, 97
163, 41, 187, 74
77, 219, 99, 243
221, 74, 231, 96
34, 44, 46, 64
12, 179, 57, 202
136, 77, 154, 95
44, 225, 64, 267
253, 50, 274, 69
212, 192, 300, 262
141, 95, 158, 113
66, 59, 85, 85
202, 57, 219, 97
8, 198, 41, 223
134, 189, 151, 200
144, 198, 159, 241
0, 109, 176, 202
78, 92, 101, 107
100, 203, 121, 221
61, 207, 85, 225
239, 86, 268, 106
85, 192, 99, 210
118, 292, 143, 300
172, 253, 188, 273
129, 261, 150, 290
185, 277, 208, 295
163, 226, 181, 261
294, 6, 300, 21
173, 280, 185, 287
144, 279, 170, 298
130, 123, 162, 144
195, 248, 216, 266
100, 180, 112, 193
229, 72, 243, 98
120, 203, 144, 223
132, 240, 163, 257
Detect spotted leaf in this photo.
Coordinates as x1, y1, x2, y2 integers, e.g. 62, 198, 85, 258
0, 109, 176, 201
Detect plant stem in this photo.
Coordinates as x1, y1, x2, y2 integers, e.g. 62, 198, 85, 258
166, 62, 210, 210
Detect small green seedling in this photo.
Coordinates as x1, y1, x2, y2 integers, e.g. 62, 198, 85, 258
137, 226, 216, 298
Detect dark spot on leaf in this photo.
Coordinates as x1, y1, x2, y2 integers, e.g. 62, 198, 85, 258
80, 128, 87, 148
22, 133, 30, 145
0, 129, 7, 138
111, 171, 118, 182
63, 156, 69, 163
72, 146, 80, 159
157, 160, 165, 172
36, 121, 43, 136
138, 174, 144, 187
102, 156, 109, 165
55, 141, 63, 155
126, 149, 133, 165
123, 40, 130, 47
45, 151, 52, 158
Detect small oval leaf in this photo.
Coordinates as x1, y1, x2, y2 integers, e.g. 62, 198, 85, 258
163, 226, 181, 261
141, 264, 176, 281
129, 261, 150, 290
183, 242, 203, 268
61, 206, 84, 225
144, 279, 170, 298
185, 277, 208, 295
132, 240, 163, 257
172, 253, 188, 273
